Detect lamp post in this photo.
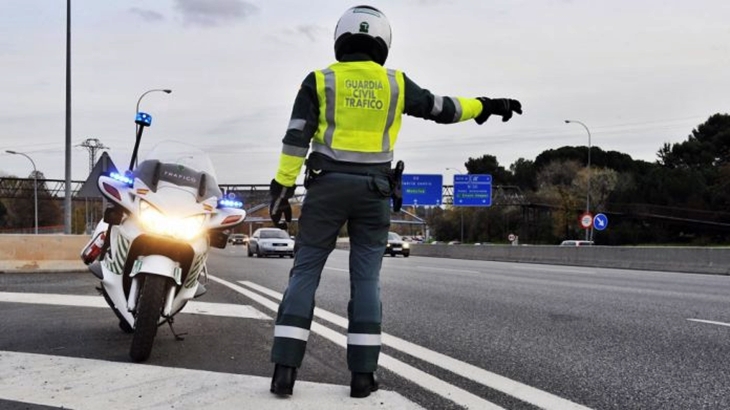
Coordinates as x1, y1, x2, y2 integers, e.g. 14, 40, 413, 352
136, 88, 172, 132
564, 119, 592, 241
133, 89, 172, 167
446, 167, 465, 243
6, 150, 38, 234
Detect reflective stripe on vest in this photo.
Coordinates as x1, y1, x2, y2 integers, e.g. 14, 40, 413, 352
313, 62, 405, 164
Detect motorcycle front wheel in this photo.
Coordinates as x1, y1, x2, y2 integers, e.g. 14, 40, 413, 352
129, 274, 168, 362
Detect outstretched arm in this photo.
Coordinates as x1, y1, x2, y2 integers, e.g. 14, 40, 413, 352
402, 74, 521, 124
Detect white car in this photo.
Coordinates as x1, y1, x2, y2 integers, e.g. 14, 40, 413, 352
559, 240, 594, 247
248, 228, 295, 258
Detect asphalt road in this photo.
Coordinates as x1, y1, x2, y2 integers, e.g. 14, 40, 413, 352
2, 246, 730, 409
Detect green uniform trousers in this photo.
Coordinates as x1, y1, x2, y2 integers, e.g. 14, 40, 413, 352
270, 172, 391, 372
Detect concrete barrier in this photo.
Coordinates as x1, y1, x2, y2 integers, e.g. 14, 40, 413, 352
336, 239, 730, 275
3, 235, 729, 275
0, 235, 90, 273
409, 244, 730, 275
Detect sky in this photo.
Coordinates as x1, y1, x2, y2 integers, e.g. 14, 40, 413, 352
1, 0, 729, 185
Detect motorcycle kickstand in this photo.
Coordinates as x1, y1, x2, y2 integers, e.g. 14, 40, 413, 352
164, 317, 187, 341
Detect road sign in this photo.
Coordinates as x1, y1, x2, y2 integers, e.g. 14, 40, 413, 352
402, 174, 443, 206
453, 174, 492, 207
579, 212, 593, 229
593, 213, 608, 231
508, 233, 516, 242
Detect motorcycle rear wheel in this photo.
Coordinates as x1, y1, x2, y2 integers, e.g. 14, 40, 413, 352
129, 274, 168, 362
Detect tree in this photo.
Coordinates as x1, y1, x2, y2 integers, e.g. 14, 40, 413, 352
534, 160, 584, 239
464, 154, 512, 184
509, 158, 536, 191
658, 113, 730, 169
3, 171, 62, 231
0, 200, 8, 229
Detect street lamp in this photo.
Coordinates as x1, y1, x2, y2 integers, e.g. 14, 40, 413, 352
6, 150, 38, 234
136, 89, 172, 133
564, 119, 592, 241
446, 167, 465, 243
136, 88, 172, 116
134, 89, 172, 165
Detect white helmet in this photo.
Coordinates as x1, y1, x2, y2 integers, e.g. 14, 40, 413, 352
334, 5, 392, 65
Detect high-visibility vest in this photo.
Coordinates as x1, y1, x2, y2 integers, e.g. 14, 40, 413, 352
312, 61, 405, 164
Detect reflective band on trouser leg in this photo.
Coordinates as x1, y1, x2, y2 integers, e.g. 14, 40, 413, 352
271, 316, 313, 367
348, 333, 381, 346
347, 323, 382, 373
347, 333, 381, 372
275, 325, 310, 341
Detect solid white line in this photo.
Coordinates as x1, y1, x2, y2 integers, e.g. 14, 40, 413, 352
0, 350, 422, 410
324, 267, 349, 272
687, 318, 730, 328
206, 276, 504, 410
238, 280, 592, 410
414, 265, 481, 274
0, 291, 271, 320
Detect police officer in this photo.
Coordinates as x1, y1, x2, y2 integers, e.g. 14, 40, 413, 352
268, 5, 522, 398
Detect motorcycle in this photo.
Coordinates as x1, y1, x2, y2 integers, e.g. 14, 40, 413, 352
80, 111, 246, 362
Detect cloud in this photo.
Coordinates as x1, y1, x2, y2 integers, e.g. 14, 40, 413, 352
174, 0, 259, 27
129, 7, 165, 23
295, 25, 328, 42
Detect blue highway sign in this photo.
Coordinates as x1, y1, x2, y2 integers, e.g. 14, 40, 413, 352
402, 174, 443, 206
593, 213, 609, 231
453, 174, 492, 206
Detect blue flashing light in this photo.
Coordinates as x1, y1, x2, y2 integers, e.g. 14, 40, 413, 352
135, 112, 153, 126
110, 172, 134, 186
218, 198, 243, 209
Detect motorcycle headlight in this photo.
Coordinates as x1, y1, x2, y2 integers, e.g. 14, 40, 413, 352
139, 200, 206, 240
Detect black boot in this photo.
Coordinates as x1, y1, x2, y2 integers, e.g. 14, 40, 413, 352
270, 364, 297, 396
350, 372, 379, 398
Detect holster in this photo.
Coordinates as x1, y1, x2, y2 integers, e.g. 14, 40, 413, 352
390, 160, 404, 212
303, 158, 323, 189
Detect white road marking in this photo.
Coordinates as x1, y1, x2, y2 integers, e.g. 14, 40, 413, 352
414, 265, 481, 274
238, 279, 593, 410
0, 350, 422, 410
0, 291, 271, 320
324, 267, 349, 272
207, 275, 505, 410
687, 318, 730, 328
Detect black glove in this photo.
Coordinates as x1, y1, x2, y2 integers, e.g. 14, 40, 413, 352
474, 97, 523, 124
269, 179, 294, 230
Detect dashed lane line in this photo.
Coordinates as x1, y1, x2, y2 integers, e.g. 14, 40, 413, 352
207, 275, 505, 410
235, 279, 594, 410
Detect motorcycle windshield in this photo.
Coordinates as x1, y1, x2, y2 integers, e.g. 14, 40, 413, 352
134, 141, 222, 200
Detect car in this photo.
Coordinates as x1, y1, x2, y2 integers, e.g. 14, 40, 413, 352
228, 233, 249, 245
559, 240, 594, 247
248, 228, 295, 258
385, 232, 410, 257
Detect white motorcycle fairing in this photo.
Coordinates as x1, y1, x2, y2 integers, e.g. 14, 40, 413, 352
83, 141, 246, 362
